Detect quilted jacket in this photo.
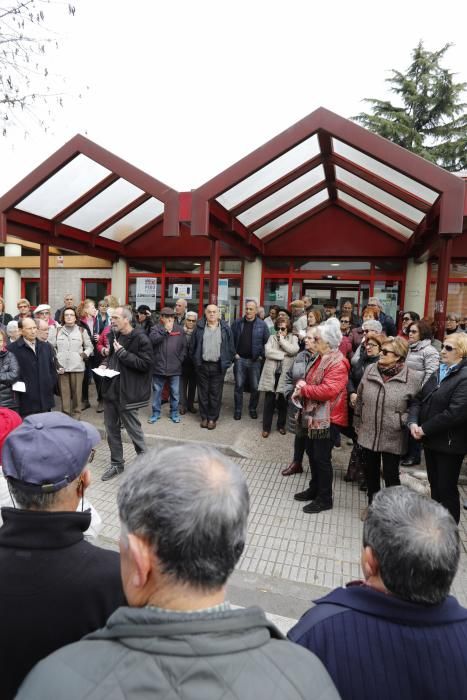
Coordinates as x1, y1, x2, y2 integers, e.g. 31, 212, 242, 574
16, 606, 340, 700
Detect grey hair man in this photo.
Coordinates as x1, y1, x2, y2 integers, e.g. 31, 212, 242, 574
0, 412, 125, 699
174, 297, 187, 325
289, 486, 467, 700
54, 293, 76, 323
99, 307, 153, 481
17, 444, 339, 700
366, 296, 396, 336
6, 319, 20, 344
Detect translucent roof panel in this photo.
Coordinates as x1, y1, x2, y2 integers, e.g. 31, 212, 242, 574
16, 155, 111, 219
332, 139, 439, 204
99, 198, 164, 242
217, 133, 320, 210
338, 191, 413, 237
334, 166, 425, 224
63, 179, 145, 232
254, 189, 328, 239
237, 165, 325, 227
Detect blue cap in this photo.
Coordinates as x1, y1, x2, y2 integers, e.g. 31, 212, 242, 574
2, 412, 100, 493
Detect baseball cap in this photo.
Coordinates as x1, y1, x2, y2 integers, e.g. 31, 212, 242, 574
160, 307, 175, 316
137, 304, 151, 314
2, 413, 100, 493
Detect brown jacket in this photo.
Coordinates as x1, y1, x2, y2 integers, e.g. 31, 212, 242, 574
354, 362, 421, 455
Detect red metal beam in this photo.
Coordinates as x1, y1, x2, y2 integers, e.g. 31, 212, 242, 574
0, 213, 6, 243
7, 222, 119, 261
39, 244, 49, 302
230, 155, 322, 217
318, 132, 337, 202
122, 214, 164, 248
51, 173, 119, 223
336, 199, 409, 244
260, 200, 331, 244
208, 225, 258, 261
208, 200, 262, 253
209, 239, 220, 305
336, 181, 417, 231
434, 236, 453, 339
332, 154, 432, 213
248, 181, 327, 232
89, 193, 152, 238
404, 198, 441, 256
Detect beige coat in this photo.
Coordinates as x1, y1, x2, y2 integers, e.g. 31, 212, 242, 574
354, 362, 421, 455
53, 325, 93, 372
258, 333, 299, 394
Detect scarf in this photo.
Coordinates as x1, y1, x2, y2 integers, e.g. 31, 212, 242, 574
378, 360, 405, 382
302, 350, 345, 439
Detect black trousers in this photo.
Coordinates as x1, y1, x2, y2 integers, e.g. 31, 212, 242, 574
294, 433, 307, 463
262, 392, 287, 432
424, 448, 463, 524
180, 361, 197, 411
197, 361, 225, 421
360, 447, 400, 504
305, 435, 333, 506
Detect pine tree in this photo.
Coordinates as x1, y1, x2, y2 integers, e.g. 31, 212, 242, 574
354, 42, 467, 172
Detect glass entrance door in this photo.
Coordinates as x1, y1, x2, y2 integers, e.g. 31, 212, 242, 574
302, 281, 369, 315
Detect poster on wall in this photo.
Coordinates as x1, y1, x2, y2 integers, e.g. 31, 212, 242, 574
136, 277, 157, 309
173, 283, 192, 300
218, 279, 229, 301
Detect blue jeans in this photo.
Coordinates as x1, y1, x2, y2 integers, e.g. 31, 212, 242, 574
152, 375, 180, 417
233, 357, 261, 414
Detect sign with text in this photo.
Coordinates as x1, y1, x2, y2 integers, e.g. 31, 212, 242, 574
218, 279, 229, 301
136, 277, 157, 309
173, 283, 192, 300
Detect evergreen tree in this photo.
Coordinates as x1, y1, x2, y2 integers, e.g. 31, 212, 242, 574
354, 42, 467, 172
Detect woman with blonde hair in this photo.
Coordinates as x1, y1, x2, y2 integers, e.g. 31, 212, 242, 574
354, 336, 421, 513
408, 333, 467, 523
77, 299, 97, 410
0, 297, 12, 328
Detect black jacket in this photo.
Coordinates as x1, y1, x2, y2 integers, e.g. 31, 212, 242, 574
0, 312, 13, 327
101, 328, 153, 409
0, 349, 20, 408
408, 360, 467, 454
0, 508, 125, 700
150, 323, 187, 376
347, 352, 379, 394
231, 316, 269, 360
190, 318, 236, 372
8, 337, 56, 416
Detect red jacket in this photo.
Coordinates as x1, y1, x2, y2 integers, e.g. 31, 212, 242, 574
300, 353, 349, 427
339, 335, 353, 361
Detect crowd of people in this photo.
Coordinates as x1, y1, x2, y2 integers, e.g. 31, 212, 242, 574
1, 291, 467, 521
0, 410, 466, 698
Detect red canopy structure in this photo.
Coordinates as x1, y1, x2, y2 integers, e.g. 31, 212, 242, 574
191, 107, 465, 334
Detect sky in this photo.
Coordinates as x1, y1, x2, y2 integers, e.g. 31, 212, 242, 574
0, 0, 466, 195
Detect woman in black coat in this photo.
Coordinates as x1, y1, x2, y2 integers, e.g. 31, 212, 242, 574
408, 332, 467, 523
0, 329, 20, 410
0, 297, 13, 329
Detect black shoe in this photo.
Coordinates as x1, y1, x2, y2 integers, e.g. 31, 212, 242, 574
303, 501, 332, 514
400, 458, 421, 467
359, 480, 367, 491
234, 413, 241, 420
294, 487, 317, 502
101, 464, 124, 481
249, 410, 258, 419
188, 406, 197, 414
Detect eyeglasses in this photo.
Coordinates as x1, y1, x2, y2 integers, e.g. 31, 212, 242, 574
380, 348, 398, 356
186, 319, 196, 322
441, 343, 456, 352
408, 329, 418, 334
403, 316, 411, 321
366, 342, 379, 349
340, 320, 350, 324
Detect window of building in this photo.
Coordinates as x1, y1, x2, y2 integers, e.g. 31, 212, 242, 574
426, 261, 467, 319
81, 279, 111, 305
21, 279, 40, 308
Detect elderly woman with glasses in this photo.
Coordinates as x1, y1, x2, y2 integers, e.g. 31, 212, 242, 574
408, 333, 467, 523
354, 336, 421, 516
401, 320, 440, 466
292, 318, 349, 514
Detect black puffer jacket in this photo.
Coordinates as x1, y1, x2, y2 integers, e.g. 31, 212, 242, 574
408, 360, 467, 455
0, 349, 20, 408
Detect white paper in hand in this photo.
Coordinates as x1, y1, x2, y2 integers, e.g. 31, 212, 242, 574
12, 381, 26, 392
92, 368, 120, 378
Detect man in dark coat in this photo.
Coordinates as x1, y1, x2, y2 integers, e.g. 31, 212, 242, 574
231, 300, 269, 420
0, 413, 125, 700
289, 486, 467, 700
367, 296, 397, 336
8, 317, 56, 417
17, 444, 338, 700
148, 307, 186, 424
100, 307, 153, 481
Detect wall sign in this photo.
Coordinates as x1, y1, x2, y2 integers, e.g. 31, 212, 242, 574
136, 277, 157, 309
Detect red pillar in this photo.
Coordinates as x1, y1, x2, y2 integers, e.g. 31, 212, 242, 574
0, 213, 6, 243
40, 243, 49, 302
209, 239, 220, 305
433, 236, 452, 341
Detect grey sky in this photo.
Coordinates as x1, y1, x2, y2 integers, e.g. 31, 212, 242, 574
0, 0, 466, 194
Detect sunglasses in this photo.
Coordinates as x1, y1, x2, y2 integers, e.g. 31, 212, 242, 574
340, 320, 350, 324
380, 348, 398, 356
441, 343, 456, 352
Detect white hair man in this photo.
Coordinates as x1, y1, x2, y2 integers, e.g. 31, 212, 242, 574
17, 444, 339, 700
99, 307, 153, 481
289, 486, 467, 700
